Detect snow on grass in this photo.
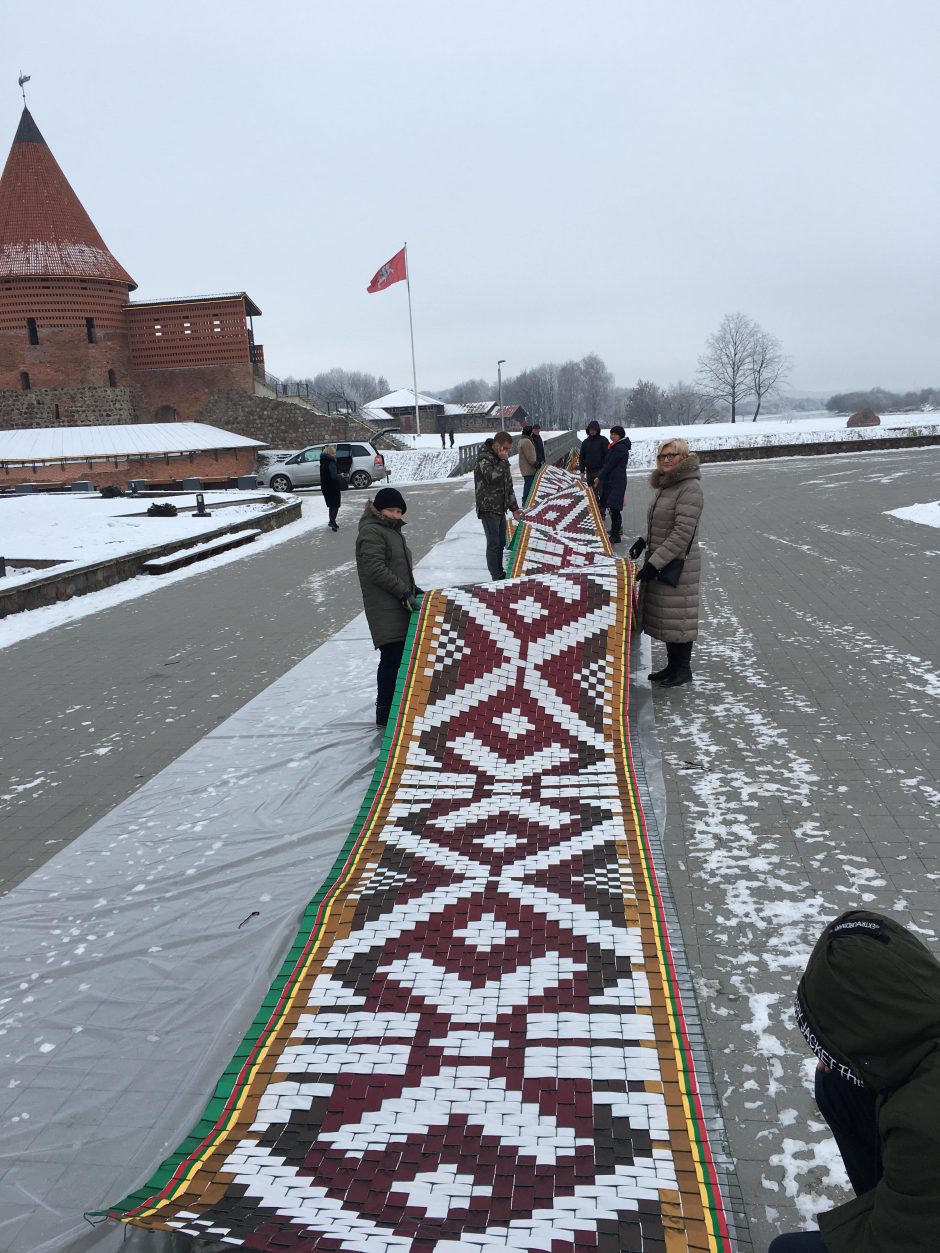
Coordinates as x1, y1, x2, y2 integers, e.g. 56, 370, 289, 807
0, 491, 272, 580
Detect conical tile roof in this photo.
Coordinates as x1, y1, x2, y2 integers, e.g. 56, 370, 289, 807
0, 108, 136, 288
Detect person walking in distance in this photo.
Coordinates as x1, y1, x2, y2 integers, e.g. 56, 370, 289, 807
355, 487, 422, 727
319, 445, 343, 531
630, 438, 703, 687
474, 431, 521, 580
594, 424, 631, 544
518, 424, 538, 504
578, 421, 608, 493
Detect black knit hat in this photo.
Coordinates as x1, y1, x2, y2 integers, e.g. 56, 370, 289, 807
373, 486, 407, 514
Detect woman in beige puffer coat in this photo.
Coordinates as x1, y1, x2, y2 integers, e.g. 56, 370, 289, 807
633, 438, 703, 687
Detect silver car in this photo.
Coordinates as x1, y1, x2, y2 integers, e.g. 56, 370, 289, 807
260, 441, 387, 492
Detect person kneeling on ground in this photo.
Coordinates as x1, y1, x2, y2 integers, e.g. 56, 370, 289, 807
355, 487, 422, 727
768, 908, 940, 1252
474, 431, 520, 580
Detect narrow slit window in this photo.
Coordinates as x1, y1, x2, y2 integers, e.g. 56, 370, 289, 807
85, 317, 96, 343
27, 318, 38, 345
108, 368, 117, 388
20, 371, 30, 391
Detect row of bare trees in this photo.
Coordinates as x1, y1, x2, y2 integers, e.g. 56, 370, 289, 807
290, 314, 790, 427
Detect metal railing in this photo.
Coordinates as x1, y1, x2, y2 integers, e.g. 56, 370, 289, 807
450, 430, 580, 478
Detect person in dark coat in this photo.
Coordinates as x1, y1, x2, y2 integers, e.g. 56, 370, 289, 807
578, 421, 608, 488
355, 486, 421, 727
518, 424, 538, 504
531, 423, 546, 468
768, 909, 940, 1253
593, 424, 631, 544
319, 445, 343, 532
631, 438, 703, 687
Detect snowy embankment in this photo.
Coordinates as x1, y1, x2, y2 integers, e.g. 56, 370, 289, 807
624, 409, 940, 470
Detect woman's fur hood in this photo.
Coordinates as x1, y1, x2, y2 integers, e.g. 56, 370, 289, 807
649, 453, 701, 490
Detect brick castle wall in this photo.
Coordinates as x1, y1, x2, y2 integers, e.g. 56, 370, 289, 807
199, 390, 385, 448
0, 384, 144, 427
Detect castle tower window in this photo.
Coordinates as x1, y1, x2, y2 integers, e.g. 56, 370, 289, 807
108, 368, 118, 388
27, 317, 39, 345
86, 317, 96, 343
20, 371, 30, 391
54, 404, 61, 421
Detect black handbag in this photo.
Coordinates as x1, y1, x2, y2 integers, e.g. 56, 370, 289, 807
657, 529, 696, 587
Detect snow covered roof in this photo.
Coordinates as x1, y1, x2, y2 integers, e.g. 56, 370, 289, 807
0, 108, 136, 288
443, 404, 468, 417
0, 422, 265, 465
367, 389, 444, 409
359, 406, 398, 424
461, 401, 499, 415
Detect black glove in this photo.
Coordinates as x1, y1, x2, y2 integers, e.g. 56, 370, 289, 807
403, 593, 419, 611
413, 586, 425, 597
628, 537, 646, 560
635, 561, 657, 583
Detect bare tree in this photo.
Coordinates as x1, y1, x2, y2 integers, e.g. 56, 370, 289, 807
697, 312, 756, 423
749, 330, 791, 421
580, 353, 613, 425
662, 381, 718, 425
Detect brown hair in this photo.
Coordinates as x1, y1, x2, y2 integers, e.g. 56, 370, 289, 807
493, 431, 513, 449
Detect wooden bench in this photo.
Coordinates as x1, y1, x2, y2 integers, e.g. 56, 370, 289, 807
141, 529, 262, 574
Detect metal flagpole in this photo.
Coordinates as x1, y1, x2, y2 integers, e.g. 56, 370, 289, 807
404, 242, 421, 437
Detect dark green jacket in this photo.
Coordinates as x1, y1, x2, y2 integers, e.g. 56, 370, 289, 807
474, 440, 519, 517
797, 909, 940, 1252
355, 503, 415, 648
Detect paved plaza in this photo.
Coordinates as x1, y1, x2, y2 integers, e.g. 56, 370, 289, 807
0, 445, 938, 1250
624, 444, 940, 1249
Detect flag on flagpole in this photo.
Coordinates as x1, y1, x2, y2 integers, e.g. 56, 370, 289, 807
366, 246, 407, 294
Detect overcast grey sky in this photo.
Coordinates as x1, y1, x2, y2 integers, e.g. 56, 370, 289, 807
4, 1, 938, 395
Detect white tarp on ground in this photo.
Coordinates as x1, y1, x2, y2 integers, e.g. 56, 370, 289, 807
0, 423, 265, 464
0, 497, 664, 1252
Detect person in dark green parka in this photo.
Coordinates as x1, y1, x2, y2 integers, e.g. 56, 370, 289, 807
769, 908, 940, 1252
355, 487, 421, 727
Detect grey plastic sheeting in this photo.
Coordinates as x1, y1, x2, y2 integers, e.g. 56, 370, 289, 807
0, 510, 668, 1253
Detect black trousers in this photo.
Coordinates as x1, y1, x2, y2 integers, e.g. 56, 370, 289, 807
522, 475, 535, 504
480, 512, 507, 579
768, 1069, 879, 1253
376, 640, 405, 712
606, 505, 622, 538
321, 488, 341, 526
768, 1234, 827, 1252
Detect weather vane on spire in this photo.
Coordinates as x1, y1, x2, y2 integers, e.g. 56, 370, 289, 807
18, 73, 31, 106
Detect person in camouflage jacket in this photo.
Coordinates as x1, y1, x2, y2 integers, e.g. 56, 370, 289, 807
474, 432, 520, 579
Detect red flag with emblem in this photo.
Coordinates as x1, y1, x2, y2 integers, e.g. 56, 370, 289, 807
367, 247, 407, 293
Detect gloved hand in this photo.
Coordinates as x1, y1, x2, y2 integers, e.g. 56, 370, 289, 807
628, 537, 646, 560
402, 594, 419, 611
413, 586, 425, 597
635, 561, 658, 583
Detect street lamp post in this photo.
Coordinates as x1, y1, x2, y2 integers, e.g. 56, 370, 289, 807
497, 359, 506, 420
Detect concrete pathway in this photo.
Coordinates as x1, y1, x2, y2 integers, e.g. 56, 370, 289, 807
624, 444, 940, 1249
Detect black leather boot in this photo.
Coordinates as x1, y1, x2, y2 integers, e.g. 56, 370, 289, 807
658, 641, 693, 687
649, 643, 677, 682
376, 704, 390, 727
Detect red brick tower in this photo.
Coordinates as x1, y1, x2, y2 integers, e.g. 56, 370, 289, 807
0, 108, 139, 426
